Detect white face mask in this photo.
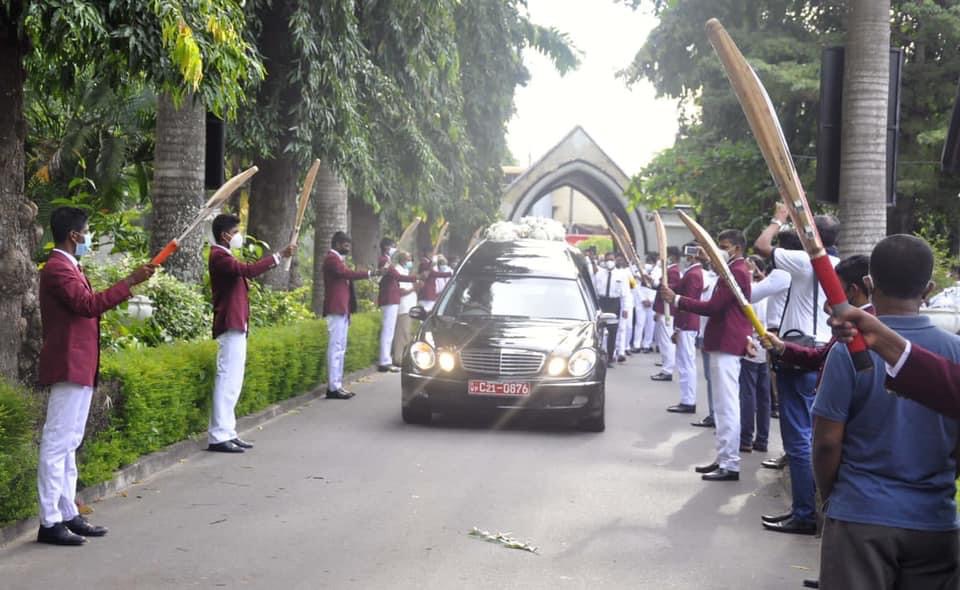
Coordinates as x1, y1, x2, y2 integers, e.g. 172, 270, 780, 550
229, 232, 244, 250
605, 260, 615, 270
75, 231, 93, 257
718, 249, 731, 264
387, 247, 397, 257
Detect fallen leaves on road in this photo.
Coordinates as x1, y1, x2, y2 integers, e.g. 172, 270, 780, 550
468, 527, 539, 554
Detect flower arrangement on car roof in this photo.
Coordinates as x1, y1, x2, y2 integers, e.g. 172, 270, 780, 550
484, 217, 566, 242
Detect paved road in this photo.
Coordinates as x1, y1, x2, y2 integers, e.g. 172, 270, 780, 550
1, 351, 818, 589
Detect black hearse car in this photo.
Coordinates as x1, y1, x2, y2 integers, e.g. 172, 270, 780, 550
401, 239, 616, 431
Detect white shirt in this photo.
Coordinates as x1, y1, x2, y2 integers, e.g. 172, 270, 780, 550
699, 270, 719, 337
52, 248, 80, 268
750, 268, 791, 330
397, 264, 418, 314
773, 248, 838, 344
594, 266, 630, 308
927, 283, 960, 309
744, 296, 768, 364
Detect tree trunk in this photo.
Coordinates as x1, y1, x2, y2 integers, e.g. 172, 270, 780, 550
838, 0, 891, 256
311, 162, 349, 315
349, 196, 380, 269
248, 154, 298, 289
0, 6, 42, 383
150, 92, 206, 282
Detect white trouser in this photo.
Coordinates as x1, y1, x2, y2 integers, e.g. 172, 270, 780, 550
676, 330, 698, 406
327, 314, 350, 391
38, 382, 93, 527
654, 316, 676, 373
379, 304, 399, 366
710, 352, 742, 472
420, 300, 435, 312
641, 307, 656, 348
617, 308, 634, 357
209, 330, 247, 444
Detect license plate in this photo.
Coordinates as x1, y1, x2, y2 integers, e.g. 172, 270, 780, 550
467, 380, 531, 397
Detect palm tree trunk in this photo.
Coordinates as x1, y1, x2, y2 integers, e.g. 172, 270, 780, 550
248, 154, 298, 289
150, 92, 206, 283
838, 0, 891, 256
349, 196, 380, 269
311, 162, 349, 315
0, 6, 43, 383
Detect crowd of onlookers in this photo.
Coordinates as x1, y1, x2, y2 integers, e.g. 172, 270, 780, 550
585, 205, 960, 589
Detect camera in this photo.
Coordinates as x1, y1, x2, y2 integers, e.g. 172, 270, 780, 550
683, 245, 700, 257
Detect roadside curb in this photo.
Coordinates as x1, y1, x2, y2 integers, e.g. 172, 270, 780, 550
0, 365, 380, 548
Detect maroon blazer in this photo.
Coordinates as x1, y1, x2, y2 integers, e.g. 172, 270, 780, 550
322, 250, 369, 316
378, 264, 416, 307
676, 258, 752, 356
209, 246, 277, 338
674, 264, 703, 332
418, 269, 453, 301
887, 345, 960, 421
781, 305, 876, 376
653, 264, 680, 315
38, 250, 132, 387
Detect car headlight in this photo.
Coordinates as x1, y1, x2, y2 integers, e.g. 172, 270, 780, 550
438, 350, 456, 372
411, 342, 436, 371
547, 357, 567, 377
567, 348, 598, 378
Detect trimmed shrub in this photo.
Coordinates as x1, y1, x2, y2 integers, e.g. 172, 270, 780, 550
79, 313, 381, 486
0, 380, 40, 525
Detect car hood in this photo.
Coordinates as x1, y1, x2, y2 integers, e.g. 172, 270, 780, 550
421, 316, 594, 354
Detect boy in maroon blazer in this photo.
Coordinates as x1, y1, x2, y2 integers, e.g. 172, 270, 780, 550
37, 207, 155, 546
377, 238, 415, 372
207, 214, 295, 453
417, 253, 453, 312
666, 242, 704, 413
662, 229, 752, 482
322, 231, 377, 399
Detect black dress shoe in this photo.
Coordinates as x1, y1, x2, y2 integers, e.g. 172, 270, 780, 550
641, 347, 654, 354
752, 442, 768, 453
702, 468, 739, 482
377, 365, 400, 373
65, 515, 107, 537
761, 511, 793, 524
37, 522, 86, 546
761, 455, 787, 470
667, 404, 696, 414
207, 440, 244, 453
231, 438, 254, 449
617, 355, 627, 363
694, 462, 719, 474
762, 516, 816, 535
739, 444, 753, 453
691, 415, 715, 428
650, 372, 673, 382
326, 389, 355, 399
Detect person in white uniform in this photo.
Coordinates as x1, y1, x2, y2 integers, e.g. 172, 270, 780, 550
615, 255, 635, 361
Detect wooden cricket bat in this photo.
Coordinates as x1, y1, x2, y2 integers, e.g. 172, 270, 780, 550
653, 211, 671, 323
431, 221, 449, 260
397, 217, 421, 256
283, 158, 321, 271
706, 18, 871, 370
677, 211, 766, 337
610, 215, 644, 272
151, 166, 259, 265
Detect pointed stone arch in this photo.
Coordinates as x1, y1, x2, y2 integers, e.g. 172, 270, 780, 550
502, 126, 689, 254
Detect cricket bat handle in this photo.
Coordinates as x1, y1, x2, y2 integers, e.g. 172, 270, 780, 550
810, 256, 873, 371
151, 240, 179, 266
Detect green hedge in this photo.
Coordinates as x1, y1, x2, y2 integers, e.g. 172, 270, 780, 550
0, 313, 380, 524
0, 380, 40, 526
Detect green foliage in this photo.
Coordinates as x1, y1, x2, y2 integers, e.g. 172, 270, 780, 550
0, 381, 40, 525
575, 236, 615, 255
80, 314, 381, 486
916, 219, 960, 292
248, 284, 313, 328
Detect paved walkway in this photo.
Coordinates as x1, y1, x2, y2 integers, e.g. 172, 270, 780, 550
0, 350, 818, 589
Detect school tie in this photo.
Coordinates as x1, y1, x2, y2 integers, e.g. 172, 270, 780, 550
606, 271, 612, 298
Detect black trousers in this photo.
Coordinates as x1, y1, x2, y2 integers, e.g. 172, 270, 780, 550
599, 296, 621, 361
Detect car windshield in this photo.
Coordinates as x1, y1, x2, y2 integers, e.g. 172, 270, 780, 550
436, 276, 589, 321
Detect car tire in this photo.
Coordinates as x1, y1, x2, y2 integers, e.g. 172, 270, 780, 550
402, 404, 432, 425
577, 387, 605, 432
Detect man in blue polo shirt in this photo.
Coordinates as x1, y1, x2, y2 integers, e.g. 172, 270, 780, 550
813, 234, 960, 589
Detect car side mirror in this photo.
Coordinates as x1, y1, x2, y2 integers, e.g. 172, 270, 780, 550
598, 312, 618, 326
409, 306, 427, 321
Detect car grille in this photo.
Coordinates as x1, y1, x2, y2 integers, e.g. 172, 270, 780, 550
459, 349, 545, 376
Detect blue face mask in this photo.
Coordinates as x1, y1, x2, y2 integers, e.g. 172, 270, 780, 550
74, 232, 93, 257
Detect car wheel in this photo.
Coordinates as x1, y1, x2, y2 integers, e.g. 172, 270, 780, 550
402, 404, 432, 425
577, 387, 605, 432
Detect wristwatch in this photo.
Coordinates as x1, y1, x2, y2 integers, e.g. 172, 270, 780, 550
770, 218, 784, 228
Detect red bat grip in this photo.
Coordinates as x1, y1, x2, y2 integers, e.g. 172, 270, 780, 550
151, 240, 179, 266
811, 256, 873, 371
